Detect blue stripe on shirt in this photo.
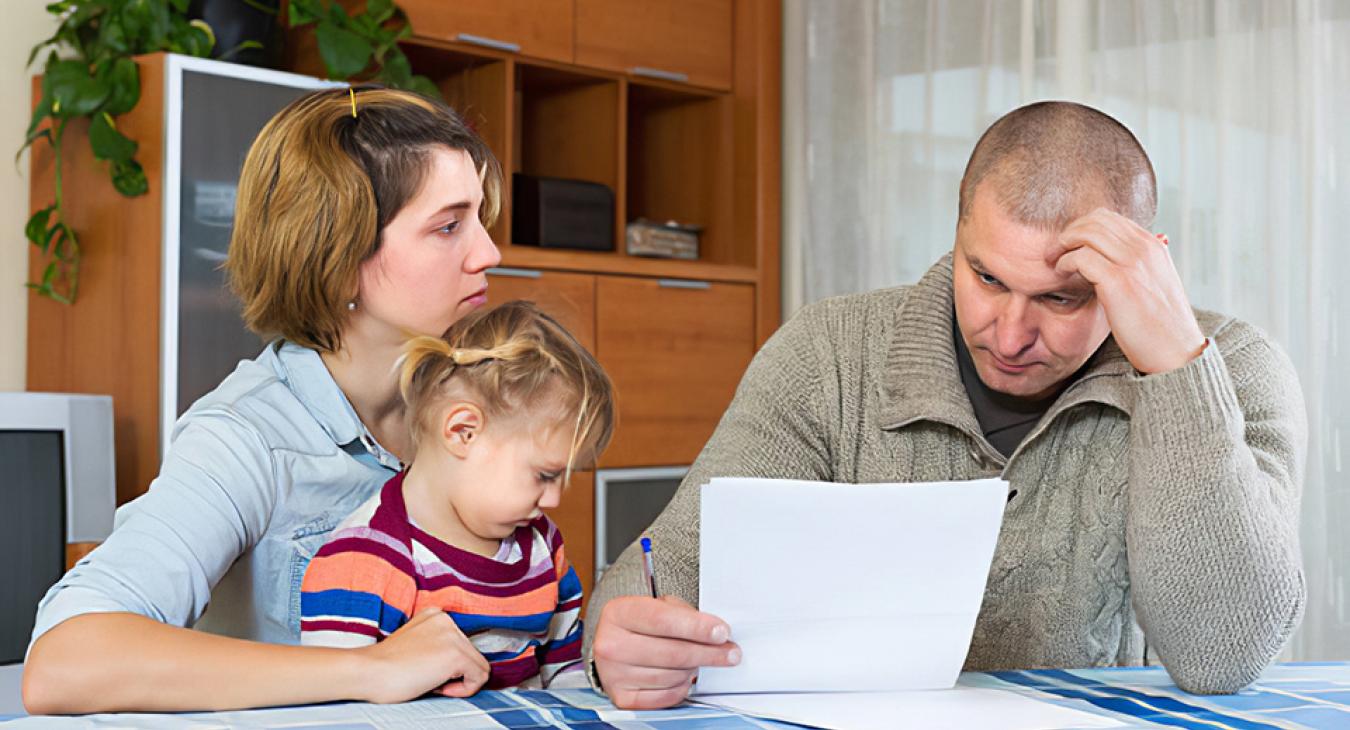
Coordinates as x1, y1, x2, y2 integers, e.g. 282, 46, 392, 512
300, 588, 407, 635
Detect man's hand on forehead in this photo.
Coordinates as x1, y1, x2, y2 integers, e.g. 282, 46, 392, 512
1047, 208, 1207, 374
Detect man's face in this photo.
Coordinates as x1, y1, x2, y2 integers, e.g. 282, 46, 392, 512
952, 187, 1112, 400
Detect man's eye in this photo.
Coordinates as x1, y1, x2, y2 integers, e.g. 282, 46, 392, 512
1044, 294, 1074, 307
977, 272, 1001, 287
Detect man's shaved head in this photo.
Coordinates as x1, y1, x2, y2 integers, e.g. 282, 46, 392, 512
958, 101, 1156, 230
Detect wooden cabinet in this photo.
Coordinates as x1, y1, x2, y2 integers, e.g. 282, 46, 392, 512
486, 268, 597, 350
575, 0, 733, 90
399, 0, 575, 64
595, 276, 754, 467
547, 470, 595, 605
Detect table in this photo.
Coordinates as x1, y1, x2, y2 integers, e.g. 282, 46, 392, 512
2, 662, 1347, 728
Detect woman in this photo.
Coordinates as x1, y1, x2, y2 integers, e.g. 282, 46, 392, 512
23, 87, 506, 713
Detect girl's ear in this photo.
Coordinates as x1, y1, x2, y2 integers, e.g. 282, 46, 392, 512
441, 403, 484, 458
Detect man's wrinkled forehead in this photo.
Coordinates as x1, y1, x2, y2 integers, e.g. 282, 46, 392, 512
957, 194, 1094, 298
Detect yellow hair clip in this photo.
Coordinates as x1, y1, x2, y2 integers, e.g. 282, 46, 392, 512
349, 87, 357, 118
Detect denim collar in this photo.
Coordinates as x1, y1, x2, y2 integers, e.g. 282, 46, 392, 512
268, 340, 404, 471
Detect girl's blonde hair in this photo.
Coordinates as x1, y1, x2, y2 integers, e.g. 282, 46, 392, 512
398, 301, 615, 480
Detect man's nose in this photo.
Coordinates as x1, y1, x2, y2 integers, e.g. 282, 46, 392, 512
995, 296, 1038, 358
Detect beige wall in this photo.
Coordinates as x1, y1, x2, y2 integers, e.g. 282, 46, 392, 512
0, 6, 57, 391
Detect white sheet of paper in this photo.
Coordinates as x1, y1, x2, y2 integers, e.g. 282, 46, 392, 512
695, 686, 1125, 730
695, 477, 1008, 695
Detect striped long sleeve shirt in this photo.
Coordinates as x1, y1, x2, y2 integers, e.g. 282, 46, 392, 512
299, 471, 584, 689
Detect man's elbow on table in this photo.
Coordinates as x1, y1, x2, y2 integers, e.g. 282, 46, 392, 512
1164, 586, 1305, 696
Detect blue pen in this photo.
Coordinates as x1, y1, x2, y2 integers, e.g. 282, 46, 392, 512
640, 536, 660, 598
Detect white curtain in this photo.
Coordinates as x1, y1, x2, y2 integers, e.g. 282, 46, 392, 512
783, 0, 1350, 661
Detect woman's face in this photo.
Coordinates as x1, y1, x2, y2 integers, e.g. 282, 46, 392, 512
354, 146, 501, 341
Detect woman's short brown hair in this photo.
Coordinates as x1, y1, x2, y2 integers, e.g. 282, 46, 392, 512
226, 86, 503, 352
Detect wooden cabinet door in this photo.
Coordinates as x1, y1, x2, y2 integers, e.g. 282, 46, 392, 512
486, 268, 597, 602
486, 268, 596, 351
548, 470, 595, 605
575, 0, 733, 90
401, 0, 575, 64
595, 276, 754, 467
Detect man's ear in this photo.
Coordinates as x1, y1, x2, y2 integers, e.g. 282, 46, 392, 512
440, 403, 484, 458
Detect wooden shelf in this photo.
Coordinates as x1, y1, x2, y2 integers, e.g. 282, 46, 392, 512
627, 82, 740, 268
308, 4, 778, 334
498, 245, 757, 283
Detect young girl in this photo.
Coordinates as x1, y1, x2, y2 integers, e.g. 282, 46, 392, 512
298, 300, 614, 691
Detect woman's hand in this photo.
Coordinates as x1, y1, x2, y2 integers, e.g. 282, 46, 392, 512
593, 595, 741, 709
356, 608, 491, 702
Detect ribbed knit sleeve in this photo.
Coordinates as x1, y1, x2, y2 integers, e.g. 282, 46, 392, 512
1126, 320, 1307, 694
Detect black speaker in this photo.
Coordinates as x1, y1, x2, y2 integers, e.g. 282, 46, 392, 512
512, 174, 615, 251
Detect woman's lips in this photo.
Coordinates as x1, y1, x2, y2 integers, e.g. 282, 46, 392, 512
463, 286, 488, 306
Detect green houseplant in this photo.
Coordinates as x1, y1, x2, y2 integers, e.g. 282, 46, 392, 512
286, 0, 438, 99
22, 0, 435, 304
22, 0, 215, 303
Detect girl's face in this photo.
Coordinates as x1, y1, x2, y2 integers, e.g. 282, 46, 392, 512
444, 412, 574, 541
354, 146, 501, 341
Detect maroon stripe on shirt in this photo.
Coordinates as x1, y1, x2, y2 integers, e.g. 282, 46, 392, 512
301, 620, 383, 639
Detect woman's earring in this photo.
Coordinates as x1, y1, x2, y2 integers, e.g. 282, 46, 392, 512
347, 300, 357, 311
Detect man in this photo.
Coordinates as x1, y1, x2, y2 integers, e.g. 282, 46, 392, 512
582, 101, 1307, 709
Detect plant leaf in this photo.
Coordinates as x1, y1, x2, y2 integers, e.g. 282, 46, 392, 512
25, 205, 55, 247
111, 158, 148, 196
89, 112, 137, 161
367, 0, 395, 24
316, 20, 374, 79
101, 57, 140, 115
188, 19, 216, 56
287, 0, 321, 27
24, 91, 54, 142
380, 50, 412, 87
408, 75, 441, 101
98, 13, 130, 55
42, 261, 57, 287
45, 59, 109, 117
218, 39, 264, 62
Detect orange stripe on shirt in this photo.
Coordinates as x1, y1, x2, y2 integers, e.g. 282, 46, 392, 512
302, 552, 417, 617
416, 579, 558, 616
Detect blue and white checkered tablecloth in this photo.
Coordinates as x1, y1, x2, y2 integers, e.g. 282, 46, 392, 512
3, 663, 1347, 728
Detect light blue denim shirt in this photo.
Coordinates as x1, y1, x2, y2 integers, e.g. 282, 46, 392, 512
29, 341, 402, 652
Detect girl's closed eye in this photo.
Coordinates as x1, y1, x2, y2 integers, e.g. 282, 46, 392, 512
537, 470, 562, 484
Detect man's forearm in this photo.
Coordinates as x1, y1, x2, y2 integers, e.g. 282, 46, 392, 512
1126, 338, 1306, 694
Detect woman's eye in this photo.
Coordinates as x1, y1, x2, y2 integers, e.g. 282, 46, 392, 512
438, 220, 461, 235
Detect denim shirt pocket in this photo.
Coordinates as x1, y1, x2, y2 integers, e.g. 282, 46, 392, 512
287, 512, 341, 637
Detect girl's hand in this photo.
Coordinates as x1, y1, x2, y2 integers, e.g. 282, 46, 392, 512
356, 608, 491, 703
